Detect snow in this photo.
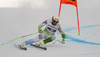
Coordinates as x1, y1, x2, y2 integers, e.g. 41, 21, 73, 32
0, 0, 100, 57
0, 41, 100, 57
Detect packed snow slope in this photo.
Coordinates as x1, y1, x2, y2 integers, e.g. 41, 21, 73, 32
0, 8, 100, 57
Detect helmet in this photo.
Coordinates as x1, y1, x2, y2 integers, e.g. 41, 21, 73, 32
52, 16, 59, 23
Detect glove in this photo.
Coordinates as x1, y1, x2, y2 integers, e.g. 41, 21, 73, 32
38, 29, 43, 33
61, 38, 65, 44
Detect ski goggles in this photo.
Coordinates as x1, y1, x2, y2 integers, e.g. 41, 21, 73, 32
53, 20, 59, 23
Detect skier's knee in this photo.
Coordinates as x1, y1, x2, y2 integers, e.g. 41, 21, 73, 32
43, 36, 56, 44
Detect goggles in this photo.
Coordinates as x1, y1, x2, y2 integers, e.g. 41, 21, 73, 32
52, 19, 59, 23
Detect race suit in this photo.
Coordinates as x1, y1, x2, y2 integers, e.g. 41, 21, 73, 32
24, 19, 65, 45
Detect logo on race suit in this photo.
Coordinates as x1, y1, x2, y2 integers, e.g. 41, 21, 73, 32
47, 27, 56, 32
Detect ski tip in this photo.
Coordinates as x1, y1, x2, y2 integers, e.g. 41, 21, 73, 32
23, 47, 27, 50
44, 47, 47, 50
25, 48, 27, 50
20, 47, 27, 50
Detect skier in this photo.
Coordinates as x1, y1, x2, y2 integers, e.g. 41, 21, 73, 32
18, 16, 65, 49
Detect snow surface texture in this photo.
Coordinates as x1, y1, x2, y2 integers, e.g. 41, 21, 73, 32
0, 0, 100, 57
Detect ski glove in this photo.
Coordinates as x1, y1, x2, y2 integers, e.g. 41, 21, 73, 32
61, 38, 65, 44
38, 30, 43, 33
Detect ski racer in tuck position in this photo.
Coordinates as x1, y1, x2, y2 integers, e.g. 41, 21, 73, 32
18, 16, 66, 49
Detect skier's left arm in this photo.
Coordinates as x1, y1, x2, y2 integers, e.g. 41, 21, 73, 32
38, 20, 47, 33
58, 24, 65, 44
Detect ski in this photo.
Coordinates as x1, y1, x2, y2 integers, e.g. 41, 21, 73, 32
15, 43, 27, 50
19, 47, 27, 50
30, 44, 47, 50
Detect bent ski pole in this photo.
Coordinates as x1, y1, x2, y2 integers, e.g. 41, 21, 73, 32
1, 32, 39, 45
53, 39, 61, 44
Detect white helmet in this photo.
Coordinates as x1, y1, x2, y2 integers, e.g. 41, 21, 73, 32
52, 16, 60, 23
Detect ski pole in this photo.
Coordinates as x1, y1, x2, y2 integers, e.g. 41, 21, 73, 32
1, 32, 39, 45
53, 39, 61, 44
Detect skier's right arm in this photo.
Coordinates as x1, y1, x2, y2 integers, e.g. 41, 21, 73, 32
38, 20, 47, 33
